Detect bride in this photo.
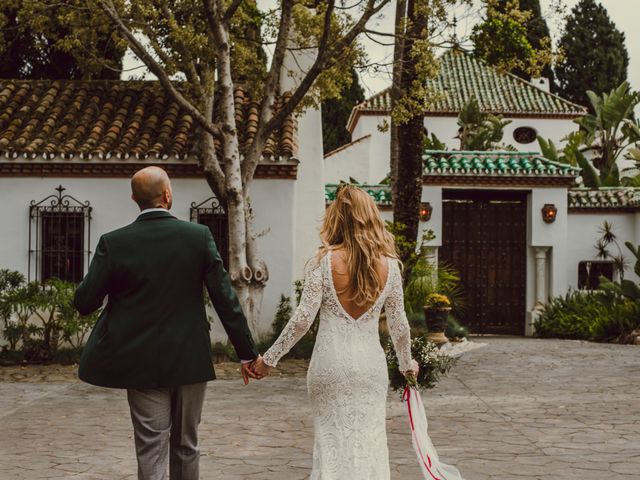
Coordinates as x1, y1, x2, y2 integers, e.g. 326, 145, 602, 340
253, 183, 419, 479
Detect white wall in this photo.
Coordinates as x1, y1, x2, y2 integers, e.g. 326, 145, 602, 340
0, 175, 296, 341
292, 107, 325, 277
529, 187, 569, 298
348, 115, 391, 184
327, 114, 580, 186
324, 136, 372, 184
281, 43, 326, 278
423, 116, 578, 152
566, 211, 640, 288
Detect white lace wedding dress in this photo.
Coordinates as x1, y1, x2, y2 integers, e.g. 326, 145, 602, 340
263, 251, 414, 480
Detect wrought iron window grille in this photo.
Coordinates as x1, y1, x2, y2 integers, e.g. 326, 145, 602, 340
190, 197, 229, 268
578, 260, 615, 290
28, 185, 92, 283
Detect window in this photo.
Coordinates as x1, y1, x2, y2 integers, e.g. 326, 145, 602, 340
513, 126, 537, 144
190, 197, 229, 268
578, 260, 614, 290
29, 186, 92, 283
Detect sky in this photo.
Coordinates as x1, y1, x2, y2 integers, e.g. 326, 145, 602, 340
123, 0, 640, 99
352, 0, 640, 96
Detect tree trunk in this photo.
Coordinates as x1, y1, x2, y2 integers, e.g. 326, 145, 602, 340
212, 13, 258, 332
391, 0, 426, 267
245, 202, 268, 336
390, 0, 407, 214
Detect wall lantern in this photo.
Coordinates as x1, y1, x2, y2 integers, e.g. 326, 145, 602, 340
419, 202, 433, 222
541, 203, 557, 223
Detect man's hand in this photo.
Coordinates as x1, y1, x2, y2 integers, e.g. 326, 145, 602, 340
241, 357, 262, 385
251, 356, 273, 379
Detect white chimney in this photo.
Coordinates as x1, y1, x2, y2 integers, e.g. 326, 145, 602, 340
531, 77, 550, 93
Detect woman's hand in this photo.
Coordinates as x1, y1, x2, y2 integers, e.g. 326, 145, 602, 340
402, 359, 420, 377
251, 356, 273, 379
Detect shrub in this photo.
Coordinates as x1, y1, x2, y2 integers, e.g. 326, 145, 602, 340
534, 289, 640, 343
446, 315, 469, 340
211, 341, 238, 363
265, 293, 317, 359
0, 273, 98, 362
535, 290, 605, 340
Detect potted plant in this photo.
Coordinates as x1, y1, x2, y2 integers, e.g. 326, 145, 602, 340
424, 293, 451, 345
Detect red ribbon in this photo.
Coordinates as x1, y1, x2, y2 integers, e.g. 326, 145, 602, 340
404, 386, 441, 480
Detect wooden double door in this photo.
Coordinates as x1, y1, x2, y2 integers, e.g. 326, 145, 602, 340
439, 189, 527, 335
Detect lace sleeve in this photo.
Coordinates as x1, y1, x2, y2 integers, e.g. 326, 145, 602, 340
263, 259, 324, 367
384, 261, 416, 373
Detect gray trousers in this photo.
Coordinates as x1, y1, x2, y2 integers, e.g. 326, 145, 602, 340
127, 382, 207, 480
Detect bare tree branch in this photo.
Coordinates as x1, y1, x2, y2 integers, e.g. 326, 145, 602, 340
97, 0, 221, 138
223, 0, 244, 23
157, 0, 205, 101
241, 0, 295, 187
264, 0, 391, 143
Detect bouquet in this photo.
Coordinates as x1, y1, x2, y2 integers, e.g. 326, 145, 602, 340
386, 336, 457, 392
387, 336, 465, 479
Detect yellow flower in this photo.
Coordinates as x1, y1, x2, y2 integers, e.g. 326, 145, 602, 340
425, 293, 451, 307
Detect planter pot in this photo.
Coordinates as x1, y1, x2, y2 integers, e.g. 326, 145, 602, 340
424, 306, 450, 346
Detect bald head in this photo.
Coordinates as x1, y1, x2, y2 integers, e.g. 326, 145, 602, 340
131, 166, 173, 210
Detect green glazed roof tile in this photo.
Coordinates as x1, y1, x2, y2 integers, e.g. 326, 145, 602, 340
324, 184, 393, 207
325, 185, 640, 211
352, 50, 586, 120
422, 151, 580, 178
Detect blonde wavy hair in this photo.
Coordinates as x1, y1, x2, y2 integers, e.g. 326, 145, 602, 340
318, 184, 399, 307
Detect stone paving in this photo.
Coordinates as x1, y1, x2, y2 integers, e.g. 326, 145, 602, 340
0, 336, 638, 480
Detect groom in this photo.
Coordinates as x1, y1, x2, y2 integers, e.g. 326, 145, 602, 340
74, 166, 261, 480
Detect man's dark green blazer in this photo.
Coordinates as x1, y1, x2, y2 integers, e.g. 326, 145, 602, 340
74, 210, 257, 389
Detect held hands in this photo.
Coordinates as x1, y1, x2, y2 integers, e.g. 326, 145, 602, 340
240, 355, 272, 385
251, 356, 273, 379
241, 359, 260, 385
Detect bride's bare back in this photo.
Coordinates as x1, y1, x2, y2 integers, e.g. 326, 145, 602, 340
330, 248, 389, 320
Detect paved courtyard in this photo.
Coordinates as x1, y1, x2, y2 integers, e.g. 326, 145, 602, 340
0, 336, 638, 480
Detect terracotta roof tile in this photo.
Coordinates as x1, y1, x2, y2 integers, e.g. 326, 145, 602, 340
0, 79, 298, 161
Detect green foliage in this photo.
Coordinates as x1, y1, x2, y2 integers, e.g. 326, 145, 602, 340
599, 241, 640, 301
593, 221, 628, 280
555, 0, 629, 108
538, 239, 640, 343
385, 223, 435, 281
321, 67, 365, 154
574, 82, 640, 186
536, 131, 585, 166
471, 0, 556, 80
538, 82, 640, 188
423, 132, 447, 151
534, 289, 640, 343
457, 97, 512, 150
0, 274, 98, 362
54, 280, 101, 349
404, 259, 465, 316
535, 237, 640, 343
535, 289, 612, 340
210, 341, 238, 363
0, 0, 125, 79
0, 269, 25, 351
445, 315, 469, 339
